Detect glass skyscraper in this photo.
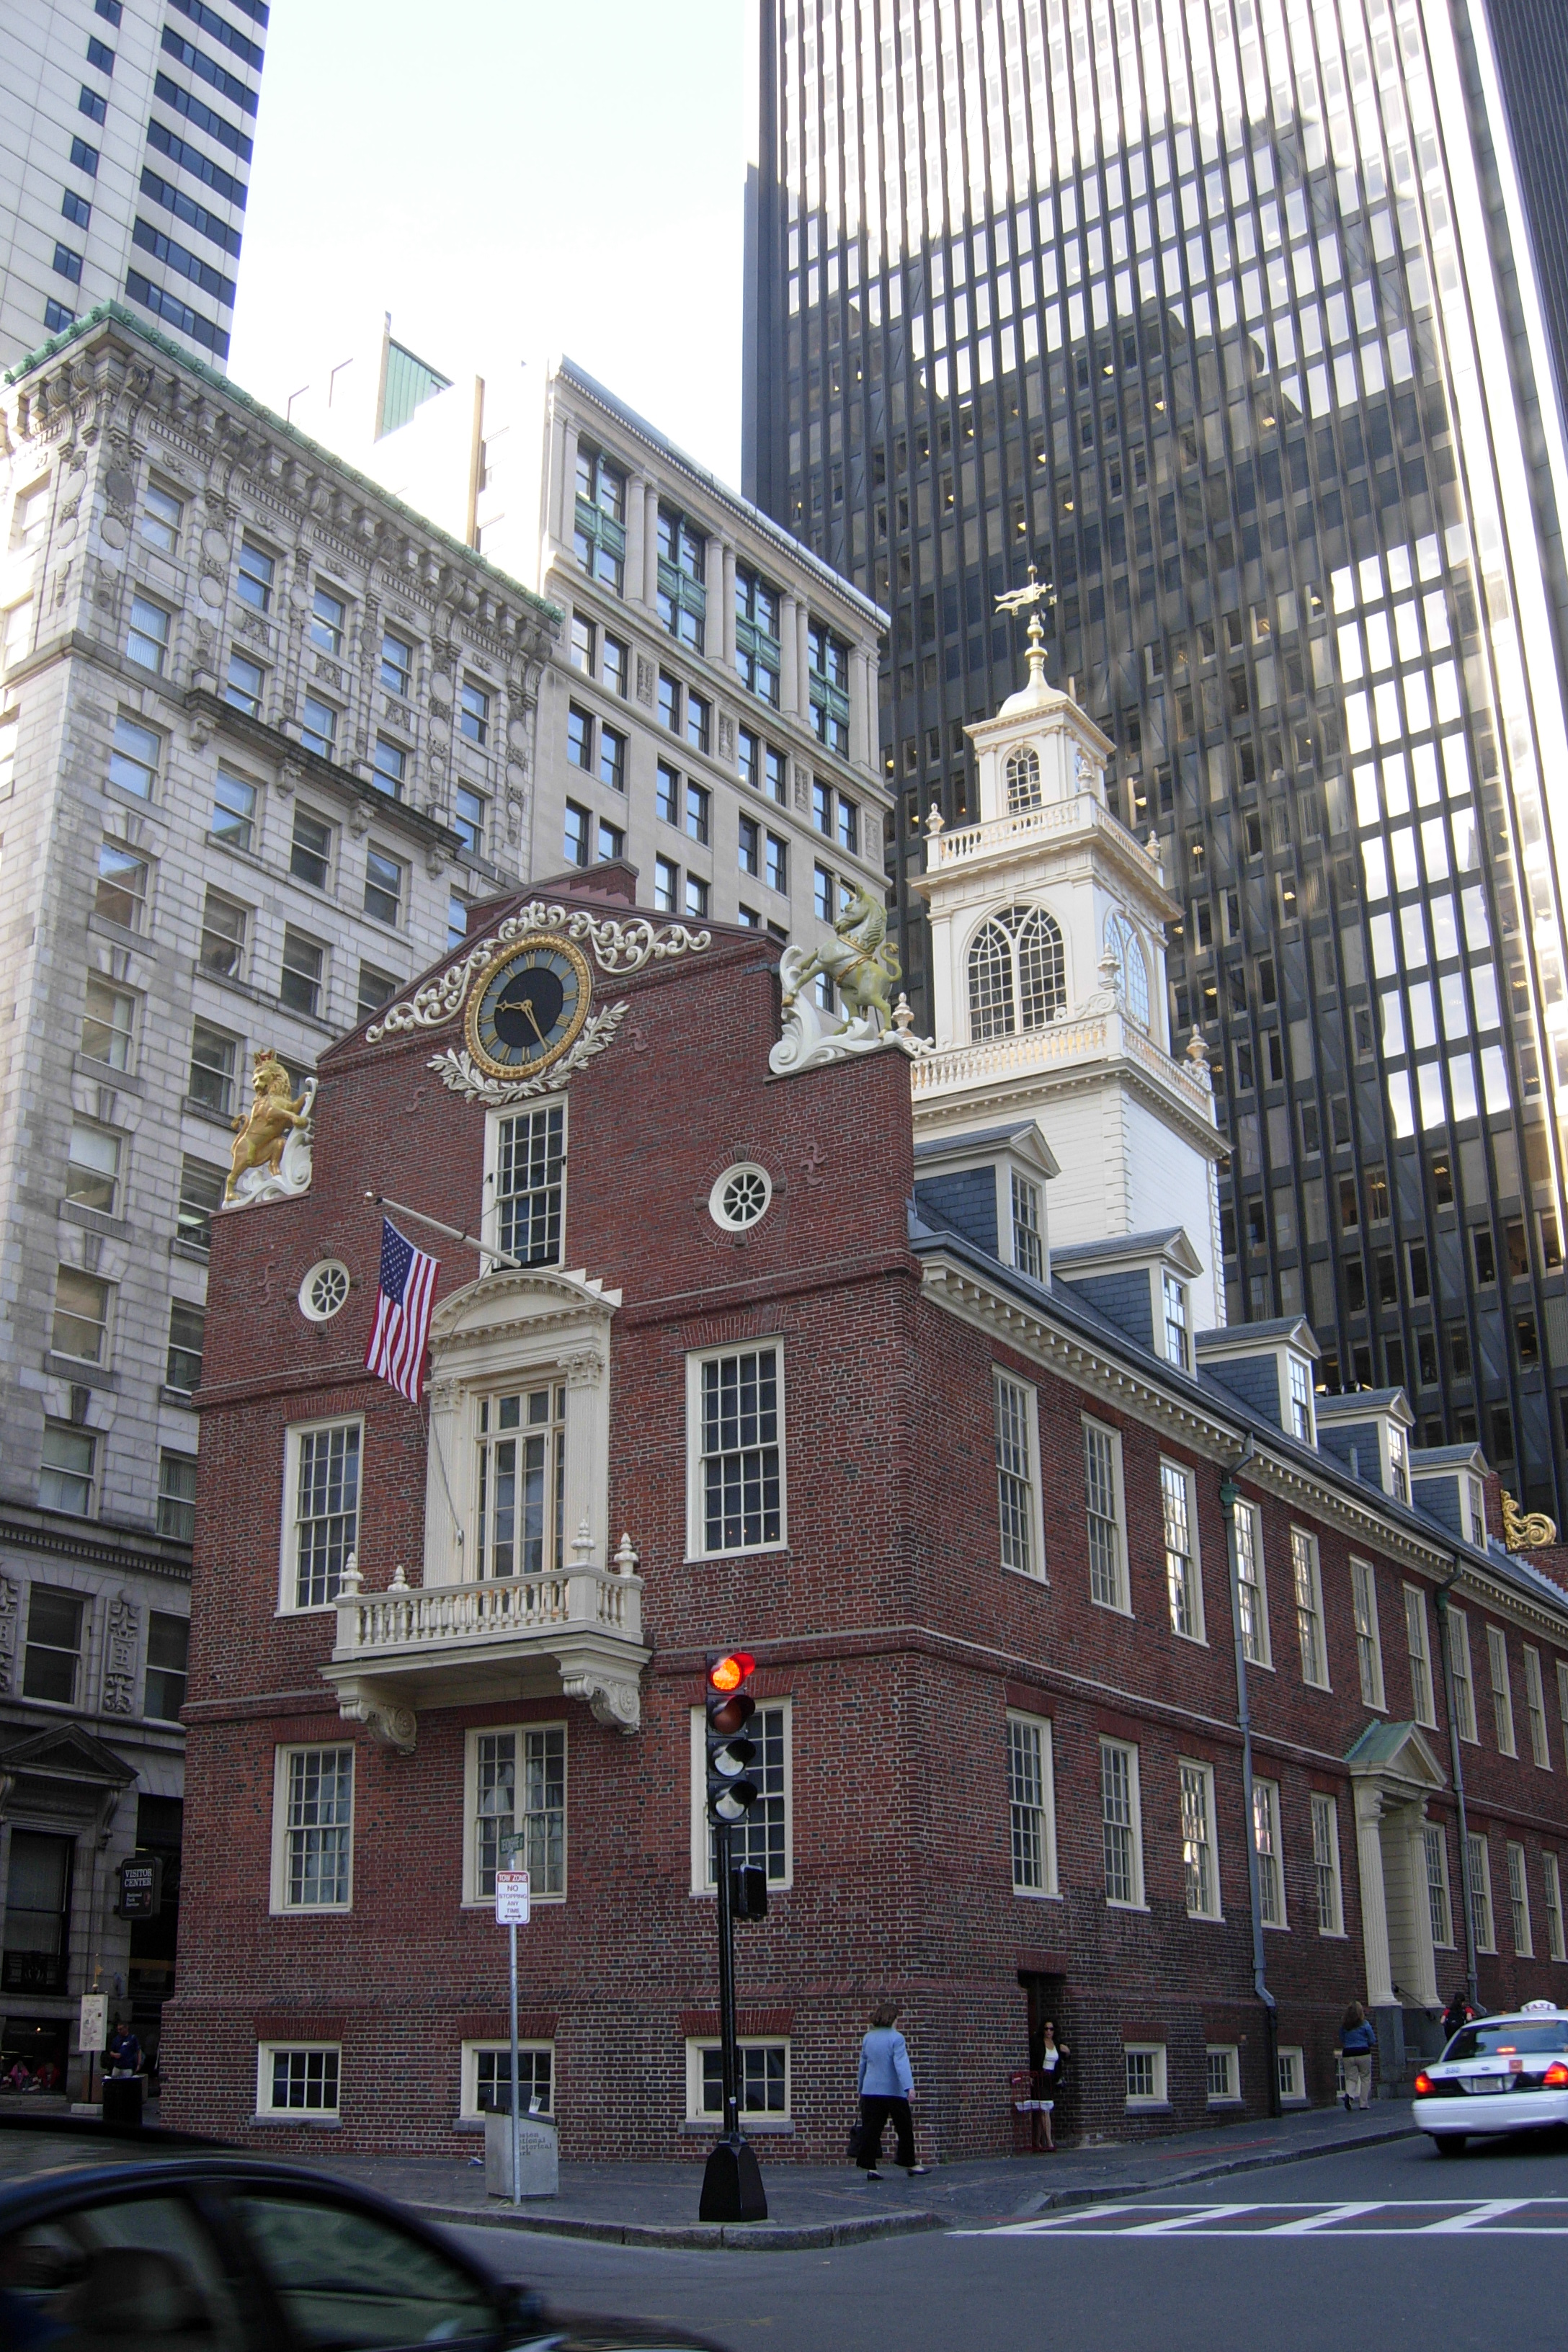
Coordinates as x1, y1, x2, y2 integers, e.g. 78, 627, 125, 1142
744, 0, 1568, 1520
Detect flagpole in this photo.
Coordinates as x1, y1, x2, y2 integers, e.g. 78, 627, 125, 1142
364, 1192, 525, 1271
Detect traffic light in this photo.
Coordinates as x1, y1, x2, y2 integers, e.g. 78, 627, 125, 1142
705, 1651, 759, 1825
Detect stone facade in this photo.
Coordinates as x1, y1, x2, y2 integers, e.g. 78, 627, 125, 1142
0, 303, 556, 2090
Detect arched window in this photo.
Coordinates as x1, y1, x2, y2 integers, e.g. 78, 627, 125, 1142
1004, 744, 1043, 811
1105, 910, 1150, 1027
968, 905, 1066, 1039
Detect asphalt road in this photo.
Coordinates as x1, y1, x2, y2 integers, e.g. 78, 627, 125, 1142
447, 2131, 1568, 2351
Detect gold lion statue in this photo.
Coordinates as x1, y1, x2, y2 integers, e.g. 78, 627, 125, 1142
227, 1050, 311, 1200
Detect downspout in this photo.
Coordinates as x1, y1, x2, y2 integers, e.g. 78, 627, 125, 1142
1434, 1569, 1479, 2008
1220, 1435, 1280, 2117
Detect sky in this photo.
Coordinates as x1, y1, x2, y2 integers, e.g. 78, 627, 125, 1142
228, 1, 749, 486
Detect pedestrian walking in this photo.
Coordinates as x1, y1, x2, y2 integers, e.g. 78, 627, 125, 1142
1035, 2021, 1069, 2150
854, 2001, 929, 2180
1442, 1987, 1481, 2044
1338, 2003, 1376, 2110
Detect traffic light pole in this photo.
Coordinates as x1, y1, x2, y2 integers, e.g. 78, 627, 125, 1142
714, 1819, 741, 2145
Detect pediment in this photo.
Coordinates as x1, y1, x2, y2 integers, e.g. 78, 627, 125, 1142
0, 1723, 137, 1788
1344, 1719, 1446, 1791
429, 1265, 620, 1355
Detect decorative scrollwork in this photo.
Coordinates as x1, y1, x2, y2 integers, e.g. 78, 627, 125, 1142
365, 904, 710, 1041
1501, 1489, 1558, 1551
428, 1003, 628, 1106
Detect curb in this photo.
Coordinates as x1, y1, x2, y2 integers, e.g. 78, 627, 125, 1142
411, 2201, 947, 2251
1018, 2119, 1420, 2217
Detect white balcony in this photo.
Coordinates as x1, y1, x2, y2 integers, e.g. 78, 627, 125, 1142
925, 790, 1164, 883
320, 1549, 648, 1749
911, 1004, 1217, 1126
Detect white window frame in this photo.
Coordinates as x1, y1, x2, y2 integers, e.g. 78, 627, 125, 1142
1159, 1458, 1206, 1643
460, 2039, 555, 2122
270, 1744, 355, 1915
1100, 1737, 1146, 1910
1487, 1624, 1517, 1757
1523, 1647, 1552, 1770
277, 1416, 362, 1614
255, 2043, 341, 2121
1558, 1659, 1568, 1772
1404, 1585, 1437, 1727
1160, 1270, 1190, 1369
685, 1342, 788, 1560
1179, 1758, 1221, 1920
685, 2036, 793, 2126
461, 1721, 568, 1907
1544, 1851, 1566, 1964
1082, 1415, 1129, 1615
1206, 2044, 1241, 2104
1254, 1776, 1287, 1928
1123, 2043, 1167, 2108
1009, 1169, 1046, 1280
1507, 1840, 1533, 1957
482, 1100, 568, 1270
1466, 1830, 1496, 1953
1276, 2045, 1306, 2104
1311, 1791, 1345, 1936
995, 1368, 1046, 1581
1007, 1711, 1058, 1897
688, 1698, 793, 1894
1290, 1528, 1329, 1690
1287, 1353, 1316, 1444
1424, 1822, 1455, 1951
1450, 1607, 1479, 1744
1350, 1558, 1386, 1711
1234, 1500, 1271, 1667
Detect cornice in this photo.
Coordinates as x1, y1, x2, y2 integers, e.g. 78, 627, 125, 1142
0, 1507, 190, 1582
183, 691, 464, 857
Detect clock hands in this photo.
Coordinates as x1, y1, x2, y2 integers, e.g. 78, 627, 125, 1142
521, 997, 550, 1049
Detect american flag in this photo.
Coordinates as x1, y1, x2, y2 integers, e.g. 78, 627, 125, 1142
365, 1219, 438, 1403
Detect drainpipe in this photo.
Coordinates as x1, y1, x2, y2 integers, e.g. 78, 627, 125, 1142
1220, 1436, 1280, 2117
1434, 1570, 1479, 2010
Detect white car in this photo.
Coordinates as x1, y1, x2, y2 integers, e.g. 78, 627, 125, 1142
1413, 2002, 1568, 2154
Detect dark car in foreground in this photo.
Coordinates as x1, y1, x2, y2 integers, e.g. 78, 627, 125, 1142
0, 2112, 727, 2351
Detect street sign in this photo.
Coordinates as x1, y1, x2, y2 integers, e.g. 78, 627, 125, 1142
79, 1994, 107, 2054
117, 1854, 163, 1919
494, 1868, 531, 1925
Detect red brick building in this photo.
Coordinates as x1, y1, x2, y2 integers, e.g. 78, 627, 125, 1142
164, 663, 1568, 2160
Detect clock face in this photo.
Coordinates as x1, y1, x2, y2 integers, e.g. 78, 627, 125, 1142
464, 935, 592, 1079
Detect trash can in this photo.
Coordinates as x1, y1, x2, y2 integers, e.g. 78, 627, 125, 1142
484, 2109, 558, 2198
102, 2077, 143, 2128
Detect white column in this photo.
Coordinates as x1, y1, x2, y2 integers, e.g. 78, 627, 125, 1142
624, 472, 645, 609
780, 592, 800, 714
643, 484, 660, 607
1354, 1785, 1396, 2008
849, 643, 873, 772
1404, 1806, 1440, 2007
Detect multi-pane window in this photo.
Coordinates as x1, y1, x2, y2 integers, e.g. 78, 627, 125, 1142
656, 760, 680, 826
568, 614, 594, 672
1466, 1830, 1495, 1952
1387, 1425, 1409, 1505
1124, 2046, 1166, 2106
765, 832, 788, 894
564, 801, 590, 865
1288, 1356, 1315, 1443
1008, 1714, 1054, 1895
460, 680, 490, 747
65, 1121, 120, 1216
495, 1105, 564, 1265
95, 842, 148, 930
1253, 1778, 1286, 1928
806, 620, 850, 755
1350, 1559, 1385, 1709
686, 690, 710, 754
1277, 2049, 1306, 2103
454, 783, 486, 858
573, 445, 625, 591
691, 2040, 789, 2119
1160, 1461, 1202, 1640
300, 695, 338, 760
79, 977, 134, 1072
1424, 1823, 1454, 1950
188, 1020, 237, 1116
1405, 1585, 1436, 1727
1084, 1418, 1127, 1612
1162, 1273, 1190, 1370
1235, 1502, 1270, 1666
1545, 1853, 1566, 1964
144, 1611, 189, 1719
684, 874, 708, 921
372, 736, 406, 796
289, 1422, 360, 1608
156, 1451, 197, 1542
734, 566, 781, 703
599, 722, 625, 793
177, 1157, 223, 1253
380, 630, 413, 696
280, 1746, 353, 1909
472, 2045, 553, 2119
1559, 1660, 1568, 1771
471, 1727, 566, 1899
236, 538, 274, 610
1100, 1739, 1142, 1907
1291, 1528, 1328, 1688
1450, 1608, 1479, 1742
739, 814, 760, 877
356, 963, 398, 1025
1311, 1794, 1343, 1935
694, 1347, 783, 1555
656, 507, 705, 649
1206, 2047, 1239, 2103
1524, 1648, 1552, 1769
1507, 1841, 1533, 1956
199, 888, 246, 976
1180, 1760, 1219, 1918
38, 1428, 94, 1519
1010, 1173, 1044, 1280
968, 904, 1067, 1035
308, 586, 345, 655
109, 713, 159, 798
226, 649, 264, 714
363, 847, 404, 928
684, 779, 710, 844
127, 593, 170, 672
211, 765, 257, 849
289, 807, 332, 890
447, 893, 470, 950
602, 633, 628, 695
700, 1703, 790, 1887
52, 1266, 110, 1363
22, 1588, 84, 1703
995, 1372, 1041, 1578
654, 855, 679, 914
1487, 1626, 1517, 1755
280, 927, 325, 1017
141, 482, 182, 552
166, 1300, 204, 1394
262, 2048, 339, 2116
476, 1384, 566, 1578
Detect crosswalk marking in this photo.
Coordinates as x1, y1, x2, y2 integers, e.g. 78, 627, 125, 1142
1121, 2206, 1261, 2235
1262, 2202, 1386, 2235
952, 2198, 1568, 2242
1419, 2200, 1531, 2233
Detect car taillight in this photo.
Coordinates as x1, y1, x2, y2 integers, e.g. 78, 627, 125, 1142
1414, 2071, 1433, 2096
1544, 2062, 1568, 2088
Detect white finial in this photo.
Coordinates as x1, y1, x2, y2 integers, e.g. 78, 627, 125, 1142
925, 801, 945, 837
892, 994, 915, 1034
571, 1517, 596, 1567
1187, 1028, 1210, 1066
613, 1531, 639, 1577
389, 1562, 409, 1590
340, 1550, 362, 1595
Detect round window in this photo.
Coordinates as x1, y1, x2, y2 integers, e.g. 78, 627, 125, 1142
708, 1163, 773, 1231
298, 1259, 351, 1322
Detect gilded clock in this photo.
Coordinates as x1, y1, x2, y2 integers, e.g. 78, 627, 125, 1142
464, 935, 593, 1080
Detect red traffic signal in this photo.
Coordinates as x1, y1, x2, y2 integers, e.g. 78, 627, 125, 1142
708, 1652, 755, 1693
705, 1650, 760, 1823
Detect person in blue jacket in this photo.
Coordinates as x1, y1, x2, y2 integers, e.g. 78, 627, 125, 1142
1339, 2002, 1376, 2109
855, 2000, 930, 2179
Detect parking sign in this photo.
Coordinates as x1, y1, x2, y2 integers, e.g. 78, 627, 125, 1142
494, 1869, 531, 1925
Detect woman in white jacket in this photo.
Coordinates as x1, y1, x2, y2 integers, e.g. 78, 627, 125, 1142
855, 2000, 930, 2179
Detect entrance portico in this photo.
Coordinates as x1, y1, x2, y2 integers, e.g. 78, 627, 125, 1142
1345, 1721, 1448, 2083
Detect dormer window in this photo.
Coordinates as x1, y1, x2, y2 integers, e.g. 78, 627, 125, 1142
1011, 1172, 1045, 1280
1389, 1424, 1408, 1504
1105, 911, 1150, 1027
1466, 1474, 1485, 1546
1004, 744, 1043, 811
1162, 1273, 1190, 1371
1288, 1355, 1315, 1444
968, 905, 1066, 1038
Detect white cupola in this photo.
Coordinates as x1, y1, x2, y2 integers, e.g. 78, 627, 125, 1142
909, 588, 1230, 1329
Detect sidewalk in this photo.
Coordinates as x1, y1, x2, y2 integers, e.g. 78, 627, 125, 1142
285, 2101, 1415, 2250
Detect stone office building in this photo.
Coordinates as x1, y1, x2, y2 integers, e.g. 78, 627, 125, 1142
0, 303, 556, 2092
164, 647, 1568, 2160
